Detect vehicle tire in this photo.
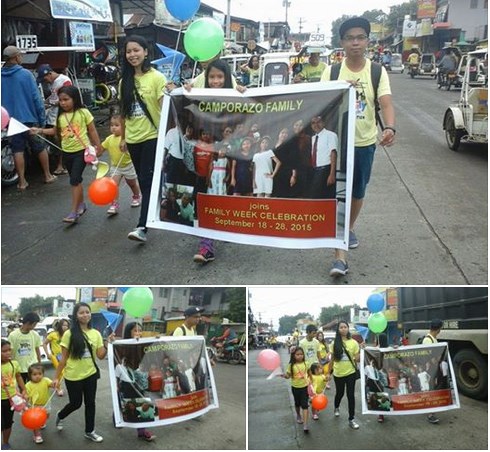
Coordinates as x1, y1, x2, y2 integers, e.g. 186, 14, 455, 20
1, 142, 19, 186
228, 349, 241, 365
453, 349, 488, 400
445, 112, 463, 151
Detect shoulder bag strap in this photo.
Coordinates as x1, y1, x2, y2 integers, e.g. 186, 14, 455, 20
82, 333, 100, 372
133, 87, 158, 130
329, 63, 341, 81
64, 111, 88, 149
341, 341, 358, 371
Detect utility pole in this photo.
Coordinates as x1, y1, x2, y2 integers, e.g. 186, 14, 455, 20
226, 0, 231, 40
298, 17, 306, 34
283, 0, 291, 24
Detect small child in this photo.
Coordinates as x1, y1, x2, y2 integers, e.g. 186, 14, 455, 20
98, 114, 142, 215
207, 147, 229, 196
163, 369, 177, 399
252, 136, 281, 197
309, 363, 327, 421
25, 363, 56, 444
1, 339, 27, 450
136, 402, 155, 421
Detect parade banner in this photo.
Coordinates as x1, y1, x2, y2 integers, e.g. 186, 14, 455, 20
147, 82, 356, 250
108, 336, 218, 427
361, 343, 460, 415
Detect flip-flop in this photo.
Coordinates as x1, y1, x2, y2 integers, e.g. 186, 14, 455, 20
53, 169, 68, 175
45, 175, 58, 184
17, 182, 29, 191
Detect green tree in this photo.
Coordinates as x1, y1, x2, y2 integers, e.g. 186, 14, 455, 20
17, 295, 62, 317
318, 304, 362, 327
222, 288, 246, 323
278, 312, 313, 335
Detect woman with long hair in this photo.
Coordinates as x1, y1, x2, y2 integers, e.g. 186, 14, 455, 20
329, 320, 360, 429
53, 303, 112, 442
120, 35, 167, 243
43, 318, 70, 395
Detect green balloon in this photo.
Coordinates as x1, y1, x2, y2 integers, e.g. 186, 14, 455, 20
368, 312, 387, 334
122, 287, 154, 317
184, 18, 224, 62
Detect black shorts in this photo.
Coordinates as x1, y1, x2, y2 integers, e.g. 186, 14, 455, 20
63, 150, 86, 186
291, 386, 309, 409
2, 399, 14, 430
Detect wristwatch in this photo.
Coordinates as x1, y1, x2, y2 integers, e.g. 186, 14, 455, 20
383, 126, 396, 135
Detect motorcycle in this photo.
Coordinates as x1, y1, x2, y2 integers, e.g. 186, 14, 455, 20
437, 70, 458, 91
1, 129, 19, 186
210, 337, 245, 365
409, 64, 419, 79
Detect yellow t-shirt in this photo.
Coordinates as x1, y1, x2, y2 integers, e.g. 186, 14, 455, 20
321, 59, 392, 146
7, 328, 42, 373
57, 108, 94, 153
172, 324, 196, 336
46, 331, 62, 357
330, 338, 360, 378
311, 373, 327, 395
299, 62, 327, 82
318, 342, 328, 360
422, 334, 437, 345
192, 71, 238, 88
26, 377, 52, 406
60, 329, 103, 381
408, 53, 419, 64
1, 360, 21, 400
287, 362, 309, 388
123, 69, 167, 144
299, 338, 320, 370
101, 134, 133, 167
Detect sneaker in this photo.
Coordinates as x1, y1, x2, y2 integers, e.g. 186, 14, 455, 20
77, 202, 87, 216
349, 230, 359, 249
303, 424, 309, 433
427, 414, 440, 424
55, 413, 64, 430
127, 227, 147, 243
312, 414, 319, 420
334, 408, 340, 417
56, 389, 64, 397
1, 443, 12, 450
349, 419, 360, 429
62, 212, 79, 223
33, 434, 43, 444
107, 201, 119, 215
193, 249, 215, 264
84, 431, 103, 442
330, 260, 349, 277
377, 415, 385, 423
131, 195, 142, 207
138, 431, 156, 442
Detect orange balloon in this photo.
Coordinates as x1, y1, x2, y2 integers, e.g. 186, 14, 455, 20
311, 394, 328, 411
88, 177, 118, 206
21, 407, 48, 430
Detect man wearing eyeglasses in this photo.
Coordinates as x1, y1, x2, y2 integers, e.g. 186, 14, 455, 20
321, 17, 396, 277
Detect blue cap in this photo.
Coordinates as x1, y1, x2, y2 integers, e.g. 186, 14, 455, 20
37, 64, 53, 82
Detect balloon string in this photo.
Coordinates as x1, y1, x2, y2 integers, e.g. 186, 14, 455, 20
35, 133, 64, 152
109, 154, 125, 178
171, 22, 183, 81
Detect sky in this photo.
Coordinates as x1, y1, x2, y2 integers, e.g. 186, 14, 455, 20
1, 287, 76, 309
202, 0, 407, 35
249, 286, 377, 329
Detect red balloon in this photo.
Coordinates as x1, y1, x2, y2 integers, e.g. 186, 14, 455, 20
21, 407, 48, 430
88, 177, 118, 205
311, 394, 328, 411
257, 349, 281, 371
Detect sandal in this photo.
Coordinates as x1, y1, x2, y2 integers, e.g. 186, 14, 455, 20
53, 168, 68, 175
77, 202, 87, 216
62, 212, 79, 223
17, 182, 29, 191
45, 175, 57, 184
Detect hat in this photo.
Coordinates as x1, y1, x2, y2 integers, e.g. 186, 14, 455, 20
3, 46, 21, 59
184, 306, 204, 317
339, 17, 371, 39
37, 64, 53, 82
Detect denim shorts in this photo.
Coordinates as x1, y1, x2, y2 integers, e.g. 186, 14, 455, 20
352, 144, 376, 199
10, 126, 46, 155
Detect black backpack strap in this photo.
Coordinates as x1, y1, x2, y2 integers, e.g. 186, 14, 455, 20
329, 63, 341, 81
370, 62, 384, 129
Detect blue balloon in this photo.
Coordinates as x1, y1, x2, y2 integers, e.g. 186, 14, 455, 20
165, 0, 200, 21
367, 293, 385, 313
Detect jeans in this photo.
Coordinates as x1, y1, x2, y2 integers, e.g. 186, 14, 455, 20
58, 373, 98, 433
127, 139, 157, 230
334, 372, 357, 420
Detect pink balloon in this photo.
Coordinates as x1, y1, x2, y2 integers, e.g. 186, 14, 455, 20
1, 107, 10, 130
257, 349, 281, 371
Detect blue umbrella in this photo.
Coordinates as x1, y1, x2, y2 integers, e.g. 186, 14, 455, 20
152, 43, 186, 82
100, 310, 123, 333
354, 324, 370, 341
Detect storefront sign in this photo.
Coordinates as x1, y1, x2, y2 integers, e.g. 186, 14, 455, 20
69, 21, 95, 50
417, 0, 437, 19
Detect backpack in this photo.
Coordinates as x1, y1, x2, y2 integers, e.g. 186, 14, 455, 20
417, 334, 435, 345
329, 61, 383, 128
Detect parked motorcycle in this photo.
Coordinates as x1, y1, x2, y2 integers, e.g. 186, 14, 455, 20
210, 337, 245, 365
1, 129, 19, 186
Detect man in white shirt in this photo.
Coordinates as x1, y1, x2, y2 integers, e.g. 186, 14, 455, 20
308, 116, 337, 199
164, 126, 185, 184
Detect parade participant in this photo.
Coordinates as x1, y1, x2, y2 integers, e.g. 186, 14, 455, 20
208, 146, 229, 196
240, 55, 261, 87
98, 114, 142, 215
321, 17, 396, 277
43, 318, 70, 395
25, 364, 57, 444
172, 307, 204, 336
283, 347, 310, 433
120, 35, 167, 243
37, 63, 72, 175
407, 48, 420, 66
422, 318, 443, 424
307, 115, 337, 199
309, 362, 327, 420
293, 52, 327, 83
271, 127, 297, 198
329, 320, 360, 429
299, 325, 321, 370
53, 302, 113, 443
1, 46, 57, 190
252, 135, 281, 197
316, 331, 331, 388
1, 339, 27, 450
7, 312, 42, 383
31, 85, 102, 223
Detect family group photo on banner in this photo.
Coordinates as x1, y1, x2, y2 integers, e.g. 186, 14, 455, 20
109, 334, 218, 428
147, 83, 356, 250
361, 343, 460, 416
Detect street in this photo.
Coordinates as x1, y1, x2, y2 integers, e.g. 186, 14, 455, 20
248, 348, 488, 450
1, 74, 487, 284
7, 359, 246, 450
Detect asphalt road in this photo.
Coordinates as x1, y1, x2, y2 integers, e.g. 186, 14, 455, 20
1, 74, 487, 284
248, 348, 488, 450
7, 358, 246, 450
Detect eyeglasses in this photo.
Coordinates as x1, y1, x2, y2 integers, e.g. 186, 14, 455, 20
343, 34, 368, 42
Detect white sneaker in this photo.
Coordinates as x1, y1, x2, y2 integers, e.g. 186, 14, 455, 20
55, 413, 63, 431
84, 431, 103, 442
334, 408, 340, 417
107, 201, 119, 215
349, 419, 360, 429
127, 227, 147, 242
130, 195, 142, 207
